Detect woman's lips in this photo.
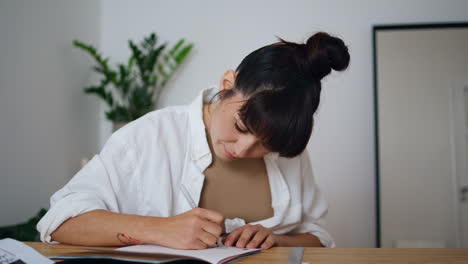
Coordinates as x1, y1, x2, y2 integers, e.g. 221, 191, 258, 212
223, 144, 237, 160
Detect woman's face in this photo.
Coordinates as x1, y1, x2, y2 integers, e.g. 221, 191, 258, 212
205, 70, 271, 161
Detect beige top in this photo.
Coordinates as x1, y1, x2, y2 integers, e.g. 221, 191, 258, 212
199, 154, 274, 223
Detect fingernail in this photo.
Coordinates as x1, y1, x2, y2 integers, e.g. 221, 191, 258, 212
246, 243, 253, 248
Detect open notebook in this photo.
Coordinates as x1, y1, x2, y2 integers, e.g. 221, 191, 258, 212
53, 244, 262, 264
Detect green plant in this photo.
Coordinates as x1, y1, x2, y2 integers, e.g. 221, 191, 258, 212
73, 33, 193, 122
0, 208, 47, 241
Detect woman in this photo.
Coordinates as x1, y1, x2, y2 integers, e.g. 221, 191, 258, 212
37, 31, 350, 250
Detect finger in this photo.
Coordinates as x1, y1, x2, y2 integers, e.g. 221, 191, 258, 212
236, 227, 257, 248
191, 239, 209, 250
201, 219, 223, 238
260, 235, 275, 250
192, 208, 224, 225
197, 229, 218, 248
223, 227, 244, 247
246, 229, 269, 248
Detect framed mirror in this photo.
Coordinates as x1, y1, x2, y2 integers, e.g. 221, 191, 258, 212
373, 22, 468, 248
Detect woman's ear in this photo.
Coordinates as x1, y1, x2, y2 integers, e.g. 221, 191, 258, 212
219, 69, 236, 92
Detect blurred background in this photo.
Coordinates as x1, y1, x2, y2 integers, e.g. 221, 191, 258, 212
1, 0, 467, 248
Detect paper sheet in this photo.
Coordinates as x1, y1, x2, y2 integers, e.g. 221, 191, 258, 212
0, 238, 53, 264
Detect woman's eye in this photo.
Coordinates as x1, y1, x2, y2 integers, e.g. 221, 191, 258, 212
234, 122, 249, 133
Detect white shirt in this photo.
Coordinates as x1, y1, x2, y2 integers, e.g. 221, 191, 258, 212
37, 87, 336, 247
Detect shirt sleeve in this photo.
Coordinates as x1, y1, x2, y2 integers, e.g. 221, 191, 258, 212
36, 128, 138, 243
292, 150, 336, 248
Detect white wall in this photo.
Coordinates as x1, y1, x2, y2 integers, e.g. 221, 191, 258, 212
99, 0, 468, 247
0, 0, 101, 225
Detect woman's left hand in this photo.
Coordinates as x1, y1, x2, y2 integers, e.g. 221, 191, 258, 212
223, 224, 277, 249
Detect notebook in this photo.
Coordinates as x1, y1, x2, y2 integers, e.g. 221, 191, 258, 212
53, 244, 262, 264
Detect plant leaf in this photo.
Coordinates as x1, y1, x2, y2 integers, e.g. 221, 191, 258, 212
169, 39, 185, 57
174, 43, 194, 65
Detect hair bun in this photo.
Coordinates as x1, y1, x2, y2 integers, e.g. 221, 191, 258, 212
305, 32, 350, 80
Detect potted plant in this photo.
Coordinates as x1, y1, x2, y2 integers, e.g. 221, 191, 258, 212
73, 33, 193, 131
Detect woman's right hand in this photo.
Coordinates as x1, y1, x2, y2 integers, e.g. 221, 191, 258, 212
145, 208, 224, 249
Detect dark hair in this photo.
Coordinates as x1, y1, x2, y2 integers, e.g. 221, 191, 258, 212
218, 32, 350, 158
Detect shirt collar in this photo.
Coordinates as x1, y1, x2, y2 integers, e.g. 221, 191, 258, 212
265, 151, 280, 161
188, 86, 217, 163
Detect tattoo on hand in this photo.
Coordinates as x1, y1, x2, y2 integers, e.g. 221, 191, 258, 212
116, 232, 142, 245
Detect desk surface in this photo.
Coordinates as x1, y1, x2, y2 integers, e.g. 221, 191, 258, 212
25, 242, 468, 264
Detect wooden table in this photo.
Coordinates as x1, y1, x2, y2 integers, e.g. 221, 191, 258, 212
25, 242, 468, 264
